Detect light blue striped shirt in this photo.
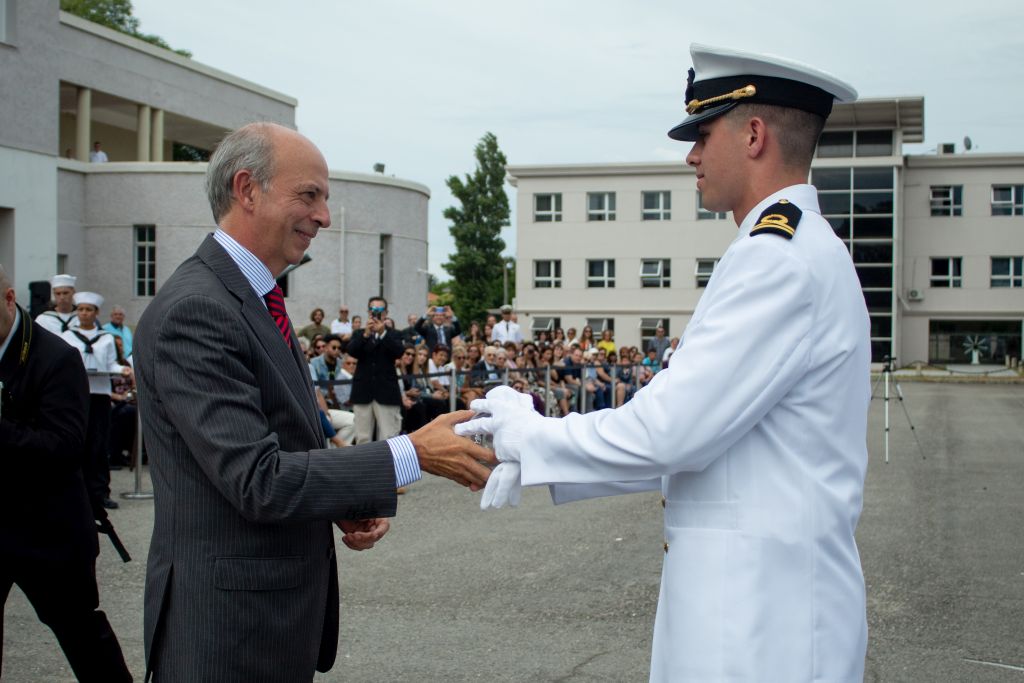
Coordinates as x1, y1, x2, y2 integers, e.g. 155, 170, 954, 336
212, 229, 421, 487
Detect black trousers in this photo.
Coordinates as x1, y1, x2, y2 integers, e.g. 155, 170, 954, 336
0, 554, 132, 682
85, 394, 112, 504
108, 400, 137, 464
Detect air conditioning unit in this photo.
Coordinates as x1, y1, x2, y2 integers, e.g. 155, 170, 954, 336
907, 288, 924, 302
937, 142, 955, 155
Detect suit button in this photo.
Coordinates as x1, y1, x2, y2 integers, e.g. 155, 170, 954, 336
663, 542, 669, 553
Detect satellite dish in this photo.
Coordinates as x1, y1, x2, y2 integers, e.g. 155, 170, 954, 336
963, 136, 973, 151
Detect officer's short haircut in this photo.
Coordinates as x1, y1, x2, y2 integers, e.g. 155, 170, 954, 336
728, 103, 826, 171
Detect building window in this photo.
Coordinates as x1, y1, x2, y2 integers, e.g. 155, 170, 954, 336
695, 258, 718, 287
134, 224, 156, 297
587, 192, 616, 221
533, 259, 562, 288
929, 320, 1022, 365
534, 193, 562, 222
991, 185, 1024, 216
696, 191, 728, 220
378, 234, 391, 300
586, 259, 615, 288
56, 253, 68, 275
640, 258, 671, 288
930, 257, 962, 288
991, 257, 1024, 287
531, 316, 560, 333
586, 317, 614, 333
816, 130, 894, 158
642, 191, 671, 220
930, 186, 963, 216
639, 318, 669, 350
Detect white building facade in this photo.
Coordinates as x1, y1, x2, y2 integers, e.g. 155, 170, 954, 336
1, 2, 428, 326
508, 98, 1024, 366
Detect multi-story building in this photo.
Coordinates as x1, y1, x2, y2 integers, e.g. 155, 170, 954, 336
508, 97, 1024, 366
1, 2, 428, 326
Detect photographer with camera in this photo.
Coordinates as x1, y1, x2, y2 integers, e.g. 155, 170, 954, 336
0, 266, 132, 681
415, 304, 461, 350
346, 296, 405, 444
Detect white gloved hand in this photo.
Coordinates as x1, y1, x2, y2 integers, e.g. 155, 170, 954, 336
479, 462, 522, 509
453, 385, 540, 464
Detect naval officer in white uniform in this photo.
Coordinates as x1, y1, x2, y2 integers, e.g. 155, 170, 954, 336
35, 273, 80, 335
460, 45, 870, 682
62, 292, 132, 512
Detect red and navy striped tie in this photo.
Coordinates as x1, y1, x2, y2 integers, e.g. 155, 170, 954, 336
263, 284, 293, 349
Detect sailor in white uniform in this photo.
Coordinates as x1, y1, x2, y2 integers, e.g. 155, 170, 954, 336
35, 273, 80, 335
62, 292, 132, 512
459, 45, 870, 682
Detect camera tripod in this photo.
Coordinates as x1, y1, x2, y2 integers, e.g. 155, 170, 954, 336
871, 356, 925, 463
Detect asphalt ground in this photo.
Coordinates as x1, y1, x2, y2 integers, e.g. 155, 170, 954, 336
3, 382, 1023, 682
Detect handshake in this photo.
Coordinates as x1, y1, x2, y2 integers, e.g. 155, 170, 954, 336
407, 386, 543, 510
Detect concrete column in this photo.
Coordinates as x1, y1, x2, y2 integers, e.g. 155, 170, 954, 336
136, 104, 151, 161
150, 108, 164, 162
75, 87, 91, 161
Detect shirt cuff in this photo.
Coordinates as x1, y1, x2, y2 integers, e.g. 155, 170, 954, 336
387, 435, 422, 488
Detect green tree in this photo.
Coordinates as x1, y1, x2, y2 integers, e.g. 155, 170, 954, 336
442, 132, 510, 325
61, 0, 192, 57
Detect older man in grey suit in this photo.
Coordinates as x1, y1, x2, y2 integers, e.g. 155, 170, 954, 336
134, 122, 492, 682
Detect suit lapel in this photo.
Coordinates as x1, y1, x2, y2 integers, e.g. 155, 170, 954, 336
196, 236, 322, 440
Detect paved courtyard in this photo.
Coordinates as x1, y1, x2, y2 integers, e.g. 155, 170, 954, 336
3, 382, 1023, 681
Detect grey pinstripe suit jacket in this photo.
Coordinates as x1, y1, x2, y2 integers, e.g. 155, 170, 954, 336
134, 235, 398, 682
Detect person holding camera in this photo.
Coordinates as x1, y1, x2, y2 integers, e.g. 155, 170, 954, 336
0, 266, 132, 681
414, 304, 460, 350
346, 296, 405, 444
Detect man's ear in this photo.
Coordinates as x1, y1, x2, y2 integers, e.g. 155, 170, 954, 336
232, 169, 258, 211
744, 116, 768, 159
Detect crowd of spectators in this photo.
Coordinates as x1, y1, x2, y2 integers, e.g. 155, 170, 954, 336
297, 301, 682, 429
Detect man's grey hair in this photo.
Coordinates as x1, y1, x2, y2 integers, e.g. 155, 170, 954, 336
205, 123, 277, 223
111, 305, 126, 314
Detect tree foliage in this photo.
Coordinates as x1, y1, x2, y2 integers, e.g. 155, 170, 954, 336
442, 132, 510, 325
61, 0, 192, 57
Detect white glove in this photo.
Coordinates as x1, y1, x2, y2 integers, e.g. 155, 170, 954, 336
453, 385, 539, 464
454, 386, 540, 510
479, 462, 522, 509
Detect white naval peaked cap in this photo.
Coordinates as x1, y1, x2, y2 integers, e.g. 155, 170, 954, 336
51, 273, 77, 289
73, 291, 104, 309
668, 44, 858, 142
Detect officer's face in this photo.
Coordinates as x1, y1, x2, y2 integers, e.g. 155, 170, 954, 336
76, 303, 98, 328
686, 115, 744, 213
53, 286, 75, 311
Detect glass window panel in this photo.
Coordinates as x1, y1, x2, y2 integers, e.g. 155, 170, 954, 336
853, 242, 893, 264
827, 217, 851, 238
853, 217, 893, 238
870, 315, 892, 338
536, 261, 551, 277
853, 167, 893, 190
817, 131, 853, 158
852, 192, 893, 215
991, 258, 1010, 276
856, 131, 894, 157
588, 261, 604, 277
811, 168, 851, 191
643, 193, 658, 210
607, 261, 615, 277
870, 340, 893, 363
536, 195, 552, 211
818, 194, 851, 215
931, 259, 950, 277
856, 266, 892, 288
863, 290, 891, 312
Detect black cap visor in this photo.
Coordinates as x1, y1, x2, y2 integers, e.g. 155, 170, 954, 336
667, 102, 738, 141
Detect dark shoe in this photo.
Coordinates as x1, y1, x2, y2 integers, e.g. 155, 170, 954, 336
103, 498, 120, 510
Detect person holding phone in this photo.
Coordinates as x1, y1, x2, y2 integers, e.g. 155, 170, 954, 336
346, 297, 406, 444
414, 304, 460, 350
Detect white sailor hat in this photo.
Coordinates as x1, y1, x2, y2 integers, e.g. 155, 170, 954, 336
51, 273, 77, 289
73, 291, 104, 309
667, 44, 857, 142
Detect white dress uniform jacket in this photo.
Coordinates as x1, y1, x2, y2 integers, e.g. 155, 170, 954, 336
490, 320, 523, 344
520, 184, 870, 682
61, 328, 129, 395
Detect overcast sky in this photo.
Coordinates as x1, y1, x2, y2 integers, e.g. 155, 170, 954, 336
133, 0, 1024, 276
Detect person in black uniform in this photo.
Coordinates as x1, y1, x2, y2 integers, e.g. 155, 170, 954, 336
346, 296, 405, 444
0, 266, 132, 681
